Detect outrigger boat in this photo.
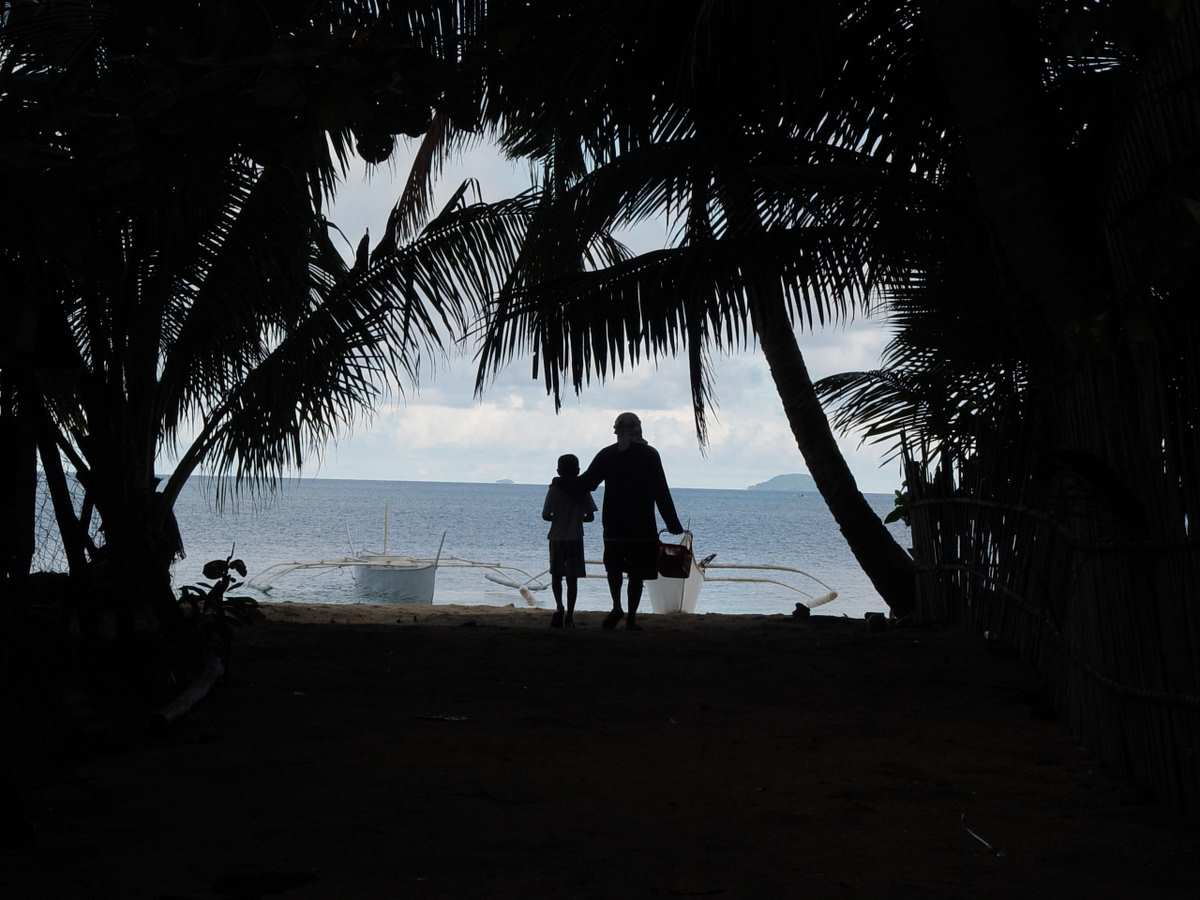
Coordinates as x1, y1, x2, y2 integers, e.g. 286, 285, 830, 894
246, 512, 838, 613
483, 536, 839, 614
247, 512, 553, 604
247, 540, 553, 604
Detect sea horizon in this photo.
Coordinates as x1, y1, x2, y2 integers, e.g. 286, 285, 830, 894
165, 471, 898, 497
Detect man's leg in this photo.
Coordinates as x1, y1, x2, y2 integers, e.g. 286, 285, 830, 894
606, 570, 624, 610
565, 576, 578, 625
603, 570, 625, 629
602, 542, 626, 629
626, 577, 644, 630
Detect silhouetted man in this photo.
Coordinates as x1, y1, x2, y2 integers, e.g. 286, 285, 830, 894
580, 412, 684, 631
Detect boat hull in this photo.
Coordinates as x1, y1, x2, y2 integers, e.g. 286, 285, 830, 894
353, 563, 437, 603
646, 558, 704, 614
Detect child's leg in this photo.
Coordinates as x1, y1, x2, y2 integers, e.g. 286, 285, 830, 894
549, 574, 565, 628
565, 576, 578, 620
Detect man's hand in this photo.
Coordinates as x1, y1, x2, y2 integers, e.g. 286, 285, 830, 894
667, 523, 685, 535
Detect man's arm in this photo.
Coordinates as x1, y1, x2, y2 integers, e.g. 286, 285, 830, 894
579, 449, 607, 493
653, 451, 684, 534
542, 487, 555, 522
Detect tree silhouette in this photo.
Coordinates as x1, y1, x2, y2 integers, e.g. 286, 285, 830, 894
0, 3, 526, 632
471, 0, 921, 613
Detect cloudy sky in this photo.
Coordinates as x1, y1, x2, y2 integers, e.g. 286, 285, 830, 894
314, 141, 902, 494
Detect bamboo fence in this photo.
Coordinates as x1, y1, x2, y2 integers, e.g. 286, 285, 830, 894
903, 345, 1200, 810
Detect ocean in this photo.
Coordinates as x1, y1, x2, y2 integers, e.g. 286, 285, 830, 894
170, 478, 906, 618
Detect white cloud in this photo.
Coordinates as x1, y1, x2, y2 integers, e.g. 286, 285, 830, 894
314, 344, 904, 493
221, 143, 906, 494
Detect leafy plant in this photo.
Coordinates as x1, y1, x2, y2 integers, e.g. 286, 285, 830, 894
883, 485, 910, 527
176, 545, 262, 680
179, 547, 260, 627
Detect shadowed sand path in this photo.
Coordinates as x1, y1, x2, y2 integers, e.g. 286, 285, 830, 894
5, 603, 1197, 898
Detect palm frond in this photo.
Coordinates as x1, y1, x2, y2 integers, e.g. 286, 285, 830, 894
478, 224, 875, 441
376, 110, 484, 253
158, 163, 316, 452
815, 364, 1027, 464
164, 184, 536, 502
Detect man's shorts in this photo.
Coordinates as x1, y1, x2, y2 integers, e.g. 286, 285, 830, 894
549, 539, 587, 578
603, 539, 659, 580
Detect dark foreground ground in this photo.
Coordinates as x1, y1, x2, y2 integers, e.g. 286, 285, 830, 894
3, 603, 1197, 899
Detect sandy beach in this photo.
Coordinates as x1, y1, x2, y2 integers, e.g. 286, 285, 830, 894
4, 601, 1197, 898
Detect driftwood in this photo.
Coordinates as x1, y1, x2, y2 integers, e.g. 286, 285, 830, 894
153, 653, 225, 729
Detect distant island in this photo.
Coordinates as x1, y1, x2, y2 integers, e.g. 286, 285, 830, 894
747, 473, 817, 492
495, 478, 515, 484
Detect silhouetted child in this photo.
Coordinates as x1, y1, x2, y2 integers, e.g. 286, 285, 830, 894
541, 454, 597, 628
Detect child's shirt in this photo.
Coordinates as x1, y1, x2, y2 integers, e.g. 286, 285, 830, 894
542, 478, 597, 542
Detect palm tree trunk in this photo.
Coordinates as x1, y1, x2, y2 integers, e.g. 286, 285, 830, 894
36, 415, 88, 576
93, 467, 185, 628
718, 176, 916, 615
752, 291, 916, 616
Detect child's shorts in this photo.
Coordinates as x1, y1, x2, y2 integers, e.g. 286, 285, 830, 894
549, 539, 587, 578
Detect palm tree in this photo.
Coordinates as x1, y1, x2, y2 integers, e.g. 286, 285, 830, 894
760, 0, 1200, 806
799, 0, 1200, 540
34, 161, 529, 601
46, 160, 525, 549
472, 1, 920, 614
472, 3, 1200, 809
0, 0, 505, 596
